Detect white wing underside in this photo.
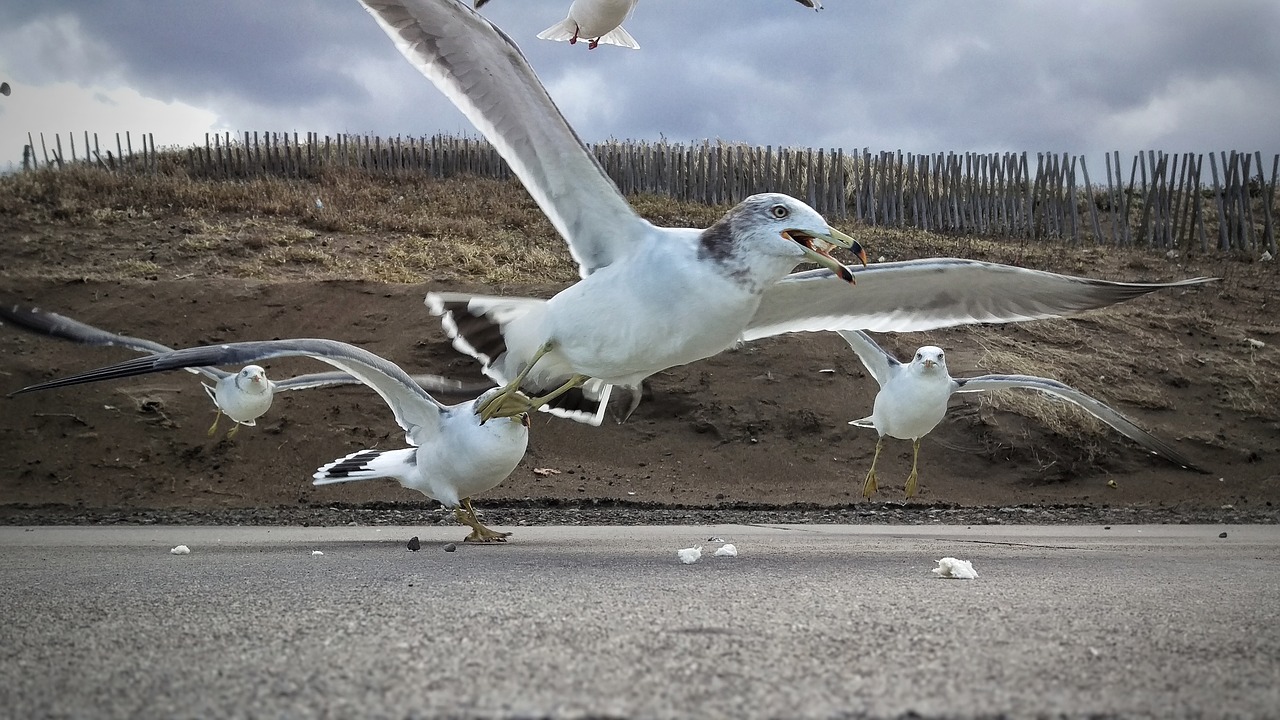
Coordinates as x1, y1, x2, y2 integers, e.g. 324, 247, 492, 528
745, 259, 1215, 340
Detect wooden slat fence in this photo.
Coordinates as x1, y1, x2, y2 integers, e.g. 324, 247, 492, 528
20, 130, 1278, 254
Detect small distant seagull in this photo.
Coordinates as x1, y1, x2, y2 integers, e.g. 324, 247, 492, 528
837, 329, 1207, 499
10, 338, 536, 543
1, 303, 485, 437
536, 0, 641, 50
0, 82, 11, 97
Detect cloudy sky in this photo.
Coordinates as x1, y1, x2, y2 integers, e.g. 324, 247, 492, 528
1, 0, 1277, 173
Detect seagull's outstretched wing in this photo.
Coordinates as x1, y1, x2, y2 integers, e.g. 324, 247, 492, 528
10, 339, 448, 439
744, 259, 1217, 340
358, 0, 652, 276
0, 303, 226, 382
835, 330, 899, 387
954, 373, 1206, 473
273, 370, 490, 396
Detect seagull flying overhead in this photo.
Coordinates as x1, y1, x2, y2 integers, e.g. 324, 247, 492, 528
837, 329, 1207, 499
360, 0, 1213, 427
9, 339, 534, 542
360, 0, 866, 426
1, 303, 485, 437
536, 0, 641, 50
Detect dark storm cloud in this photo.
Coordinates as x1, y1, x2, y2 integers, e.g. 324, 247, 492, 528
0, 1, 376, 107
1, 0, 1277, 158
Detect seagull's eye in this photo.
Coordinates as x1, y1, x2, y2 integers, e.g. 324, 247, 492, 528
915, 353, 922, 360
770, 204, 789, 219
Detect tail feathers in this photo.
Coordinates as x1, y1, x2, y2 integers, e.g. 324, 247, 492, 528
849, 416, 875, 429
536, 18, 578, 42
426, 292, 542, 380
540, 379, 611, 426
426, 292, 616, 427
596, 25, 639, 49
313, 448, 416, 485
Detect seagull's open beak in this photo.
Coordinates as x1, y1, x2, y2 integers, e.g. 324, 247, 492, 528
922, 359, 938, 369
782, 227, 868, 284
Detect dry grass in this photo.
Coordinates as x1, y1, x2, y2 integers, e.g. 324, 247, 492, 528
2, 163, 1277, 455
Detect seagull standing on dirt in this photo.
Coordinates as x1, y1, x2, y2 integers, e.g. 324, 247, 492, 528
360, 0, 1213, 427
1, 303, 483, 438
9, 339, 535, 543
837, 330, 1207, 499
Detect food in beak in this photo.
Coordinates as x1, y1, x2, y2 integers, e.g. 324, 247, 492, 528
783, 228, 868, 284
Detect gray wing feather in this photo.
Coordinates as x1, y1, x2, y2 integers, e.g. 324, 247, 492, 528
10, 339, 447, 438
274, 370, 490, 395
358, 0, 652, 276
954, 374, 1206, 473
0, 303, 225, 381
835, 330, 900, 387
745, 259, 1217, 340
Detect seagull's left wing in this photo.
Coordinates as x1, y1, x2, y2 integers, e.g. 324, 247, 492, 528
10, 339, 448, 439
954, 374, 1207, 473
835, 330, 899, 387
273, 370, 489, 396
0, 303, 225, 382
358, 0, 653, 276
744, 258, 1216, 340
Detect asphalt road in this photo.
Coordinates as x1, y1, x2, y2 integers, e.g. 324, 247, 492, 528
2, 524, 1277, 719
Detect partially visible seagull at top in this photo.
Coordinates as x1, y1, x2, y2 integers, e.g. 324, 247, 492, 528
837, 329, 1208, 499
359, 0, 1214, 426
1, 303, 486, 437
9, 339, 535, 542
535, 0, 640, 50
473, 0, 638, 50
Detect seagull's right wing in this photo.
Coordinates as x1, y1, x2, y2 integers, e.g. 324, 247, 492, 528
0, 303, 225, 381
955, 374, 1207, 473
835, 330, 899, 387
745, 259, 1217, 340
10, 340, 447, 439
358, 0, 653, 276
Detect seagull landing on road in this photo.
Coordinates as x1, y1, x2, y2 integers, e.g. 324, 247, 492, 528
836, 330, 1208, 499
1, 303, 487, 438
9, 339, 536, 543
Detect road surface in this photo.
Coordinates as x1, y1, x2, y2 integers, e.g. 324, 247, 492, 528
2, 524, 1277, 718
